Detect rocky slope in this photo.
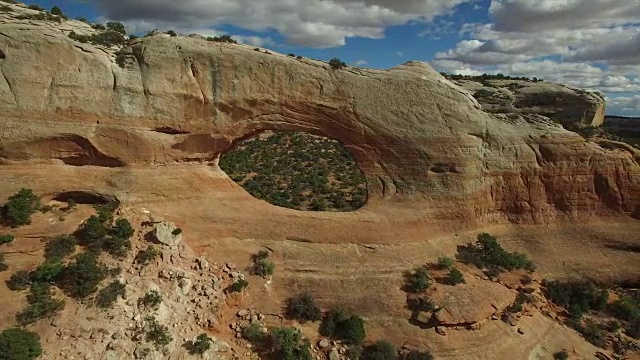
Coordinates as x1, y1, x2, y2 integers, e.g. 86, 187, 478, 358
0, 3, 639, 225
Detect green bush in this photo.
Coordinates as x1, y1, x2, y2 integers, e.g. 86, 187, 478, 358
572, 318, 606, 347
188, 333, 211, 355
139, 290, 162, 310
0, 328, 42, 360
0, 234, 14, 245
135, 245, 159, 266
2, 188, 40, 228
437, 256, 454, 269
96, 280, 125, 308
207, 35, 237, 43
457, 233, 535, 274
320, 308, 347, 337
229, 279, 249, 293
17, 283, 64, 325
404, 267, 432, 293
287, 293, 322, 322
252, 250, 270, 261
362, 340, 397, 360
111, 218, 134, 239
6, 270, 31, 291
320, 308, 365, 344
252, 259, 275, 277
553, 350, 569, 360
58, 252, 106, 299
66, 199, 76, 210
406, 297, 436, 313
243, 322, 265, 342
143, 316, 172, 349
103, 235, 131, 258
76, 215, 108, 247
403, 350, 434, 360
446, 267, 465, 285
165, 30, 177, 37
270, 327, 313, 360
50, 5, 63, 16
543, 280, 608, 320
171, 228, 182, 236
106, 21, 125, 34
44, 235, 77, 260
30, 259, 64, 282
329, 58, 347, 70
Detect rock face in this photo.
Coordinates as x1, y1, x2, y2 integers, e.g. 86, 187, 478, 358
153, 222, 182, 247
455, 78, 606, 128
0, 6, 639, 223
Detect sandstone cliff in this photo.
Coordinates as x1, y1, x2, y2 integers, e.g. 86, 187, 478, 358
455, 78, 606, 128
0, 4, 639, 224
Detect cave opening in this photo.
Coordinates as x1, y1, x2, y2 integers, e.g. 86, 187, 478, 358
52, 191, 117, 205
218, 130, 367, 211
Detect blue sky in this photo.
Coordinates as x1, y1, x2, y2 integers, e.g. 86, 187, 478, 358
30, 0, 640, 116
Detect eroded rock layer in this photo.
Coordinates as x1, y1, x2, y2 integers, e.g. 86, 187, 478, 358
0, 10, 639, 223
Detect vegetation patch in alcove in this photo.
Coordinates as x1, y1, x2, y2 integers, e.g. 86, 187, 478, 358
219, 131, 367, 211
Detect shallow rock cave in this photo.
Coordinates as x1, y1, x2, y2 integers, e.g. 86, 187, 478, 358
52, 191, 117, 205
218, 130, 368, 212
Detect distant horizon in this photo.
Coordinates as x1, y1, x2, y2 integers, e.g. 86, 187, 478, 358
24, 0, 640, 117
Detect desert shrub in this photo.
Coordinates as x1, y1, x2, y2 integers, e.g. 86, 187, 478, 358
143, 316, 172, 349
252, 258, 275, 277
320, 308, 365, 344
543, 280, 608, 320
0, 234, 14, 245
2, 188, 40, 227
106, 21, 125, 34
287, 293, 322, 322
446, 267, 465, 285
165, 30, 177, 37
572, 318, 606, 347
58, 252, 106, 299
115, 49, 127, 68
403, 350, 434, 360
6, 270, 31, 290
27, 4, 44, 11
91, 30, 125, 46
44, 235, 77, 260
111, 218, 134, 239
329, 58, 346, 70
243, 323, 265, 342
270, 327, 313, 360
229, 278, 249, 293
288, 53, 295, 57
96, 280, 125, 308
75, 16, 89, 23
0, 328, 42, 360
207, 34, 237, 43
50, 5, 63, 16
404, 267, 432, 293
91, 23, 106, 30
17, 283, 64, 325
188, 333, 211, 355
76, 215, 108, 248
139, 290, 162, 310
610, 295, 640, 322
553, 351, 568, 360
135, 245, 159, 266
407, 297, 436, 313
335, 315, 366, 344
103, 235, 131, 258
252, 250, 269, 261
457, 233, 535, 274
362, 340, 397, 360
437, 256, 454, 269
320, 308, 347, 336
171, 228, 182, 236
30, 259, 64, 282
